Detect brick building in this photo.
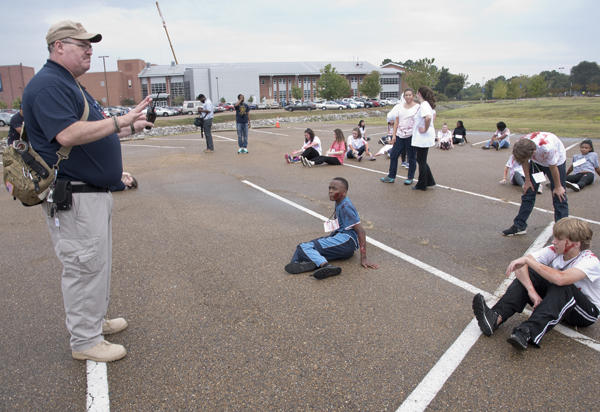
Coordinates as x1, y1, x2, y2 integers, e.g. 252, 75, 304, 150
0, 64, 35, 107
78, 59, 147, 107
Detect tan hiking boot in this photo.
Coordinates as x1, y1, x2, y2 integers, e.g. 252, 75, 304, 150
102, 318, 128, 335
72, 340, 126, 362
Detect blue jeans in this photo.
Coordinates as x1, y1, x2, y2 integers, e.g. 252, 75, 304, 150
237, 122, 249, 148
388, 137, 416, 179
291, 233, 357, 267
488, 140, 510, 149
513, 161, 568, 228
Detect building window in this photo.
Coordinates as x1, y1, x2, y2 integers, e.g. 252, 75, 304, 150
261, 79, 265, 85
288, 78, 292, 84
304, 88, 311, 100
151, 82, 167, 94
141, 84, 148, 98
380, 91, 399, 98
102, 97, 106, 103
171, 82, 185, 99
100, 81, 105, 87
304, 77, 310, 85
128, 79, 132, 89
279, 78, 285, 84
352, 88, 358, 97
278, 89, 286, 102
184, 81, 191, 100
380, 77, 399, 85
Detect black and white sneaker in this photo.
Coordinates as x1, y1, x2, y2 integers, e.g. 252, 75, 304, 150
285, 261, 317, 274
379, 138, 386, 146
566, 181, 580, 192
300, 156, 308, 167
472, 293, 499, 337
312, 263, 342, 280
507, 327, 531, 350
502, 225, 527, 236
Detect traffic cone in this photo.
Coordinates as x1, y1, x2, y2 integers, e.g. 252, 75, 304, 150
276, 116, 280, 128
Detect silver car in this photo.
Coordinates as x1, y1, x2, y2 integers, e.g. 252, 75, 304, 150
0, 112, 14, 127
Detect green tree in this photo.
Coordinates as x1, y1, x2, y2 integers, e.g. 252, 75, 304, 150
381, 58, 393, 66
483, 79, 494, 99
402, 57, 440, 91
172, 96, 184, 105
506, 78, 522, 102
0, 99, 7, 109
121, 97, 136, 106
291, 85, 303, 100
462, 83, 482, 100
445, 74, 467, 99
433, 67, 451, 94
493, 80, 507, 99
528, 74, 548, 103
587, 83, 599, 95
358, 70, 383, 98
570, 61, 600, 91
316, 64, 351, 100
247, 95, 254, 103
12, 97, 22, 109
220, 97, 226, 103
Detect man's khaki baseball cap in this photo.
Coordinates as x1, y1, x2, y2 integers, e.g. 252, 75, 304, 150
46, 21, 102, 45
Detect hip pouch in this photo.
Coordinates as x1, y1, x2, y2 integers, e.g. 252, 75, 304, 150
52, 179, 72, 211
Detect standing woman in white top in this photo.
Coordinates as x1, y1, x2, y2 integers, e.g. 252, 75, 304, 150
411, 86, 437, 191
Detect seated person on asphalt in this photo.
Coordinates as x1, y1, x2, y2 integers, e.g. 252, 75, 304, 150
285, 177, 379, 279
473, 217, 600, 350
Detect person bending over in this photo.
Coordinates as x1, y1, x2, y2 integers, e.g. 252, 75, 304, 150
473, 217, 599, 350
285, 178, 379, 279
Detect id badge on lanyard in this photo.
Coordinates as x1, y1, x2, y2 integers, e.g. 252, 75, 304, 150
531, 163, 546, 184
324, 210, 340, 232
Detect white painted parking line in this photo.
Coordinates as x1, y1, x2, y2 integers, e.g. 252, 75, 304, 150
251, 130, 289, 136
121, 144, 185, 149
212, 134, 236, 141
241, 180, 600, 412
87, 360, 109, 412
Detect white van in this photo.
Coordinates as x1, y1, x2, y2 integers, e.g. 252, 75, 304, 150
182, 101, 204, 115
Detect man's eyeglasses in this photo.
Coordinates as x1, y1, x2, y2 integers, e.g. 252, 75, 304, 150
61, 41, 93, 52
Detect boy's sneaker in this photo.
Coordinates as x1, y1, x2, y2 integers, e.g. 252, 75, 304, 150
312, 263, 342, 280
72, 340, 126, 362
566, 181, 580, 192
502, 225, 526, 236
243, 148, 248, 153
379, 138, 386, 145
404, 179, 413, 185
507, 327, 531, 350
357, 155, 362, 162
472, 294, 499, 337
285, 261, 317, 274
381, 177, 394, 183
285, 153, 291, 164
300, 156, 308, 167
401, 162, 409, 169
537, 185, 543, 194
238, 148, 244, 154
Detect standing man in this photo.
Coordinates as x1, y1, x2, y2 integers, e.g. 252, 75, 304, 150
197, 94, 214, 153
7, 104, 24, 145
502, 132, 568, 236
22, 21, 154, 362
234, 94, 251, 154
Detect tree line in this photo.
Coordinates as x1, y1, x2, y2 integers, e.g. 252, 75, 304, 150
382, 58, 600, 101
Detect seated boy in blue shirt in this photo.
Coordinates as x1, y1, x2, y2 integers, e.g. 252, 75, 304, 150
285, 177, 379, 279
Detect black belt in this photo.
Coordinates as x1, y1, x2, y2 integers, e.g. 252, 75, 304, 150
71, 183, 109, 193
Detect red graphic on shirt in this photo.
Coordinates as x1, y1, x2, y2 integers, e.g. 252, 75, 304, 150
529, 132, 540, 140
539, 137, 548, 146
549, 245, 555, 252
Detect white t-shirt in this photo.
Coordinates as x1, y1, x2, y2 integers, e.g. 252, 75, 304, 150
347, 136, 366, 151
302, 136, 322, 155
531, 246, 600, 309
389, 103, 420, 138
437, 130, 452, 143
202, 98, 214, 120
505, 155, 524, 181
519, 132, 566, 167
493, 128, 511, 143
412, 101, 436, 148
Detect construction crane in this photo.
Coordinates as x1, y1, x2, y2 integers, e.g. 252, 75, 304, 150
156, 2, 178, 64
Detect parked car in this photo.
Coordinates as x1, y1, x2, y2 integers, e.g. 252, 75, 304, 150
155, 107, 178, 117
0, 112, 14, 127
257, 103, 268, 109
167, 107, 182, 115
183, 100, 204, 115
366, 99, 380, 107
286, 102, 317, 112
219, 102, 235, 112
269, 102, 281, 109
247, 103, 258, 110
356, 98, 374, 108
315, 101, 326, 109
349, 99, 364, 108
322, 101, 345, 110
103, 108, 122, 117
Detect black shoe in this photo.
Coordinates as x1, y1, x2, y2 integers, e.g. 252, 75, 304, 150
285, 261, 317, 274
502, 225, 526, 236
482, 145, 490, 150
472, 293, 499, 337
507, 327, 531, 350
495, 143, 499, 151
312, 263, 342, 280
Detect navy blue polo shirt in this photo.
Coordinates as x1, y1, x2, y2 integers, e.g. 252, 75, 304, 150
22, 60, 122, 188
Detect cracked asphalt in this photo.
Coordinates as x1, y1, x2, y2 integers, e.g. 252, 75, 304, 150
1, 123, 599, 411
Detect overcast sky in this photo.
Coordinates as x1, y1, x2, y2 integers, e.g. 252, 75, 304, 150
3, 0, 599, 87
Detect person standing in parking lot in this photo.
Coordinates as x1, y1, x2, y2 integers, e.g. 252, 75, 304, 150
198, 94, 214, 153
234, 94, 251, 154
7, 104, 24, 145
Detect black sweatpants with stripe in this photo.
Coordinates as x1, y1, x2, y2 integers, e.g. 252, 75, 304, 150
492, 268, 599, 347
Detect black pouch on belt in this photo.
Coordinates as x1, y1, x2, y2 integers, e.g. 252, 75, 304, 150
53, 179, 73, 211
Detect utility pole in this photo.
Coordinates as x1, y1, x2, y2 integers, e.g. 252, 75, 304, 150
99, 55, 110, 106
558, 67, 564, 99
156, 2, 178, 64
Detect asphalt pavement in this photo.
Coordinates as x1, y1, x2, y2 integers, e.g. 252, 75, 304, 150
1, 123, 599, 411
